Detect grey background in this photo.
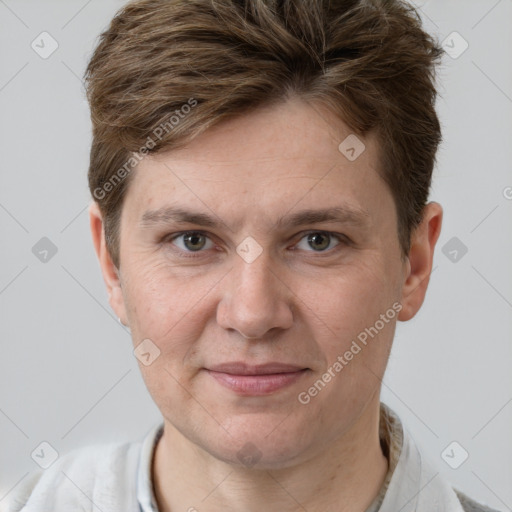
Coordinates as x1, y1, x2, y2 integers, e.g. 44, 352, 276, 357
1, 0, 511, 509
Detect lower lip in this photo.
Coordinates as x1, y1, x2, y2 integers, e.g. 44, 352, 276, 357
206, 369, 308, 396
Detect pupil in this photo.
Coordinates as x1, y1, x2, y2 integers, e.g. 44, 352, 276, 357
184, 233, 205, 251
309, 233, 329, 251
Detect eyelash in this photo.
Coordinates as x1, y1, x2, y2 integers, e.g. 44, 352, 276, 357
163, 230, 349, 259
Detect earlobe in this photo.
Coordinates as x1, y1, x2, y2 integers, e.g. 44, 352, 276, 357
88, 202, 128, 324
398, 202, 443, 321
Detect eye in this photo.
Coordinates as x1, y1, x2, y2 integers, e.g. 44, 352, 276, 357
295, 231, 343, 252
168, 231, 215, 253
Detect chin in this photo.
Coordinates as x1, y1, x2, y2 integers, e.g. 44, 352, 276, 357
213, 441, 308, 471
201, 416, 317, 470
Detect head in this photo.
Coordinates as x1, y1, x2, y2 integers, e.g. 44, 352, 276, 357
87, 0, 443, 468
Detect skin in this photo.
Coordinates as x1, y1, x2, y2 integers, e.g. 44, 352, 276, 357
90, 97, 442, 512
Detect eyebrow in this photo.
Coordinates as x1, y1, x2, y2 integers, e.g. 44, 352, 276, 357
139, 205, 370, 231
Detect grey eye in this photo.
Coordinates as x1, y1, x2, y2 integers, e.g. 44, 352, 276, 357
172, 232, 213, 252
296, 232, 340, 252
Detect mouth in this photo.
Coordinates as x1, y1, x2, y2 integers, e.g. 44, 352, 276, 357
205, 362, 310, 396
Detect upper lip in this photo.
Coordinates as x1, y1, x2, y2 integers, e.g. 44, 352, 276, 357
207, 362, 307, 375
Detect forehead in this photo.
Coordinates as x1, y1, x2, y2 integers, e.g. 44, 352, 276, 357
123, 98, 389, 224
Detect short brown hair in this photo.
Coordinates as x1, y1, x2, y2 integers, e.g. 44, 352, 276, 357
85, 0, 443, 269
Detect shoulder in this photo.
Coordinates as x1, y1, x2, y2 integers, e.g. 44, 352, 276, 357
455, 489, 504, 512
2, 439, 141, 512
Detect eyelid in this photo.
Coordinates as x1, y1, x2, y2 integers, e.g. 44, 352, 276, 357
164, 230, 216, 257
167, 230, 212, 242
292, 230, 348, 252
163, 229, 349, 257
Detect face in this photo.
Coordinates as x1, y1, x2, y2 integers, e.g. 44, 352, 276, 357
102, 98, 411, 468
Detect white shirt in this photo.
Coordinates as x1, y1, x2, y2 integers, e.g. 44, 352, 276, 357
2, 403, 488, 512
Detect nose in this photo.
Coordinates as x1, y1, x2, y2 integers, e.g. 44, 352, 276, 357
216, 252, 294, 340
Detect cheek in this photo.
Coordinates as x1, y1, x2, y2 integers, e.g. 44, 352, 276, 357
293, 256, 399, 407
293, 262, 398, 428
122, 255, 221, 342
299, 256, 399, 344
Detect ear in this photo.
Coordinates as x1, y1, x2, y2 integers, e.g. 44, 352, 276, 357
89, 202, 128, 325
398, 202, 443, 321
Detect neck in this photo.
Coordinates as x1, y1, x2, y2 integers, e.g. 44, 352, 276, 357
153, 401, 388, 512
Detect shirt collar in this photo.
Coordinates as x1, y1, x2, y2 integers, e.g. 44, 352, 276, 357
136, 403, 465, 512
376, 403, 465, 512
137, 422, 163, 512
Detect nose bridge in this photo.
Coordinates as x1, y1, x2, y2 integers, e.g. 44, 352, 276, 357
217, 248, 293, 338
237, 251, 276, 302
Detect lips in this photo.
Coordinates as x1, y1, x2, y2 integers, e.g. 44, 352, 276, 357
208, 362, 307, 375
206, 362, 309, 395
